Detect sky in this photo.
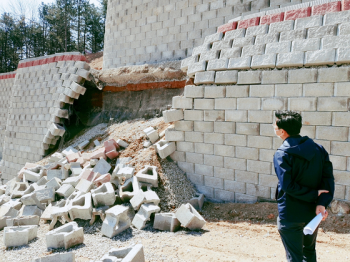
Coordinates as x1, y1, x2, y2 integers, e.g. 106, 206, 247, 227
0, 0, 102, 19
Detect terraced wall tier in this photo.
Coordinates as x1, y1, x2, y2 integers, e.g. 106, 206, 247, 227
1, 53, 91, 181
168, 66, 350, 203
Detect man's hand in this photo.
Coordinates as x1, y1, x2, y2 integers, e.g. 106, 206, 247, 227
318, 190, 329, 196
316, 205, 328, 221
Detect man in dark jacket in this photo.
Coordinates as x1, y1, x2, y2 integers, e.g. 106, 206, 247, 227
273, 110, 334, 262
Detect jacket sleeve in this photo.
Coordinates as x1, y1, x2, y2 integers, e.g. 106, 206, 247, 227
316, 148, 334, 207
274, 151, 318, 202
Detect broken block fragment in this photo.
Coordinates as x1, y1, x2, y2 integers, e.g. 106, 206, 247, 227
68, 192, 92, 220
91, 182, 116, 207
93, 158, 111, 174
153, 213, 181, 232
117, 139, 129, 148
175, 203, 206, 230
32, 252, 75, 262
189, 193, 205, 211
130, 190, 160, 211
101, 205, 131, 238
46, 222, 84, 249
99, 244, 145, 262
135, 165, 158, 187
75, 179, 93, 194
56, 184, 75, 198
6, 215, 40, 226
143, 127, 159, 143
119, 177, 139, 202
116, 166, 135, 184
4, 225, 38, 248
154, 140, 176, 159
132, 203, 160, 230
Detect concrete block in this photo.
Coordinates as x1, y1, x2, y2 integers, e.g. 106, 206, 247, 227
132, 203, 160, 230
223, 28, 245, 41
288, 68, 317, 83
175, 203, 205, 230
181, 56, 197, 72
235, 170, 258, 184
248, 110, 273, 124
204, 110, 225, 121
269, 20, 294, 33
324, 10, 350, 25
232, 36, 255, 47
130, 190, 160, 211
11, 182, 30, 199
276, 84, 302, 97
194, 71, 215, 84
336, 48, 350, 64
23, 168, 44, 182
68, 192, 92, 220
117, 139, 129, 148
224, 134, 247, 147
172, 96, 193, 109
276, 52, 305, 68
237, 71, 261, 84
251, 54, 276, 69
75, 179, 93, 194
226, 85, 249, 97
154, 140, 176, 159
143, 127, 159, 144
56, 184, 75, 198
246, 183, 270, 198
295, 15, 323, 29
204, 85, 225, 98
35, 187, 55, 204
319, 67, 350, 82
115, 166, 135, 184
91, 182, 116, 207
4, 225, 37, 248
31, 252, 75, 262
280, 29, 306, 42
316, 126, 348, 141
262, 70, 287, 84
204, 32, 223, 44
214, 71, 238, 84
185, 131, 204, 143
204, 155, 224, 167
318, 97, 349, 111
199, 50, 220, 62
194, 99, 214, 110
305, 49, 336, 66
192, 44, 211, 56
93, 158, 111, 174
165, 128, 184, 142
46, 177, 62, 191
228, 56, 252, 70
184, 85, 204, 98
187, 62, 207, 77
237, 98, 261, 110
135, 165, 158, 187
236, 146, 259, 160
18, 205, 42, 217
219, 47, 242, 59
265, 41, 291, 54
246, 24, 268, 36
153, 213, 181, 232
6, 215, 39, 227
302, 112, 332, 126
194, 121, 214, 132
188, 193, 205, 211
119, 177, 140, 202
184, 110, 204, 121
303, 83, 334, 96
292, 38, 320, 52
288, 97, 317, 111
46, 222, 83, 249
309, 25, 337, 38
99, 244, 145, 262
236, 123, 260, 135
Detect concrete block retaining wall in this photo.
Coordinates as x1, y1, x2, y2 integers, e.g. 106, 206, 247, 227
103, 0, 302, 69
0, 53, 90, 181
0, 73, 16, 159
170, 66, 350, 202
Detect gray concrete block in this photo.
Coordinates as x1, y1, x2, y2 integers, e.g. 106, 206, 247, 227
248, 110, 273, 124
302, 111, 332, 126
204, 110, 225, 121
214, 98, 237, 110
295, 15, 323, 30
336, 48, 350, 64
219, 47, 242, 59
276, 52, 305, 68
249, 85, 274, 97
318, 67, 350, 83
194, 99, 214, 110
262, 70, 287, 84
235, 193, 257, 203
46, 222, 83, 249
232, 36, 255, 47
242, 44, 265, 57
184, 85, 204, 98
324, 10, 350, 26
214, 144, 235, 157
31, 252, 75, 262
269, 20, 294, 33
305, 49, 335, 66
195, 143, 214, 154
246, 24, 269, 36
289, 97, 317, 111
265, 41, 291, 54
199, 50, 219, 62
288, 68, 317, 83
194, 121, 214, 132
317, 97, 349, 112
194, 71, 215, 84
303, 83, 333, 97
4, 225, 37, 248
153, 213, 181, 232
228, 56, 252, 70
236, 123, 260, 135
275, 84, 302, 97
172, 96, 193, 109
255, 33, 279, 45
309, 25, 337, 38
237, 71, 261, 84
204, 85, 225, 98
236, 146, 258, 160
251, 53, 276, 69
322, 35, 350, 49
237, 98, 261, 110
223, 28, 245, 41
187, 61, 207, 77
215, 70, 238, 84
226, 85, 249, 97
101, 205, 131, 238
175, 203, 206, 230
334, 82, 350, 96
292, 38, 320, 52
163, 109, 183, 123
280, 29, 306, 42
207, 59, 228, 71
316, 126, 348, 141
204, 32, 223, 44
235, 170, 258, 184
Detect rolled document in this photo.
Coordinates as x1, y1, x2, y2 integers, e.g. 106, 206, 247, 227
303, 213, 323, 235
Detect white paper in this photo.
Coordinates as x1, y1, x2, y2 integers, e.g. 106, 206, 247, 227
303, 213, 323, 235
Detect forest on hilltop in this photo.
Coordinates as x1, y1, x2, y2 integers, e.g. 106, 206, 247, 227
0, 0, 107, 73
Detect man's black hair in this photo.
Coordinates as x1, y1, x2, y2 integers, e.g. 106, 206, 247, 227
275, 110, 302, 136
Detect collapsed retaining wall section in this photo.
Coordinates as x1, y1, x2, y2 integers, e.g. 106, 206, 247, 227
169, 66, 350, 203
103, 0, 294, 69
1, 53, 91, 181
0, 72, 16, 159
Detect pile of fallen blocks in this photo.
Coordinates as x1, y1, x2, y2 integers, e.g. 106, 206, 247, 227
0, 132, 206, 261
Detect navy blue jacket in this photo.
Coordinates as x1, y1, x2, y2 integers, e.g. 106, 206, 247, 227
273, 135, 334, 223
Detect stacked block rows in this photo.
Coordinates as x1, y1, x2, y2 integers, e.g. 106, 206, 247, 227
168, 66, 350, 203
1, 53, 91, 181
0, 73, 16, 159
182, 11, 350, 81
103, 0, 309, 69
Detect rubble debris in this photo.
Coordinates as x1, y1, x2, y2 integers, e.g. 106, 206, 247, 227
135, 165, 158, 187
175, 203, 206, 230
98, 244, 145, 262
68, 193, 93, 220
132, 203, 160, 230
101, 205, 131, 238
91, 182, 116, 207
4, 225, 38, 248
331, 200, 350, 215
46, 222, 84, 249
